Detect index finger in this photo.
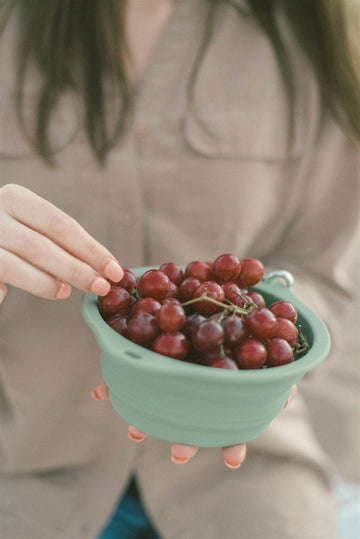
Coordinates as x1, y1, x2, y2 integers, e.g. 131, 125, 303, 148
2, 184, 123, 283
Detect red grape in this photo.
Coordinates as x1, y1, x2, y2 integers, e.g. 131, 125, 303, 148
266, 338, 294, 367
166, 281, 179, 299
156, 303, 186, 332
118, 269, 137, 293
131, 297, 161, 316
234, 340, 267, 369
181, 313, 206, 340
269, 301, 298, 324
211, 357, 238, 370
159, 262, 184, 286
198, 347, 225, 366
246, 291, 266, 308
107, 314, 129, 338
274, 317, 298, 346
192, 320, 225, 352
162, 297, 182, 306
221, 315, 247, 347
152, 332, 189, 360
236, 258, 264, 287
137, 270, 170, 301
212, 254, 241, 282
97, 286, 132, 319
193, 281, 225, 316
244, 308, 278, 340
232, 294, 249, 309
185, 261, 212, 282
221, 282, 242, 303
128, 313, 160, 347
198, 347, 233, 365
178, 277, 201, 302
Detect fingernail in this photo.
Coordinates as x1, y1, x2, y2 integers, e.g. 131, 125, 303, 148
55, 282, 72, 299
171, 455, 190, 465
128, 431, 146, 443
128, 426, 146, 442
170, 444, 198, 461
284, 398, 292, 408
284, 385, 298, 408
223, 444, 246, 468
90, 276, 111, 296
103, 260, 124, 283
224, 459, 242, 469
92, 389, 101, 400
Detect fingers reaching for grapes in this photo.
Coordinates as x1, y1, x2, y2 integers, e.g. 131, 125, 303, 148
284, 384, 298, 408
222, 443, 247, 469
0, 184, 123, 299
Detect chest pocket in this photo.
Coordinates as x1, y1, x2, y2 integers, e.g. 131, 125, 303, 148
183, 5, 306, 162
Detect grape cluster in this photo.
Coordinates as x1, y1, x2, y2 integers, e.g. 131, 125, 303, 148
97, 254, 309, 370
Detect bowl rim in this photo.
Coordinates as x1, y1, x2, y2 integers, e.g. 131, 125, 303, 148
81, 266, 331, 382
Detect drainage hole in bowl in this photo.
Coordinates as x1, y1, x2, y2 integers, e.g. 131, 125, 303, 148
125, 350, 142, 359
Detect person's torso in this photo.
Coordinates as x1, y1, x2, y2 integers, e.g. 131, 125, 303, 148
0, 0, 317, 473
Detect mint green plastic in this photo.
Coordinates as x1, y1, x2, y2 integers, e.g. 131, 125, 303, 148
81, 267, 331, 447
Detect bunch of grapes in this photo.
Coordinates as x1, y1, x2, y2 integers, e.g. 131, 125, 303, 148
97, 254, 309, 370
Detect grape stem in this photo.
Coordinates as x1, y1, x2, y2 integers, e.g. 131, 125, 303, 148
293, 325, 310, 358
230, 287, 257, 310
181, 293, 249, 316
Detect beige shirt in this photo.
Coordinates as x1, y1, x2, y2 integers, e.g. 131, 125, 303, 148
0, 1, 359, 538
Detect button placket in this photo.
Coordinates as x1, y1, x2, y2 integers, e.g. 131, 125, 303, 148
130, 1, 209, 265
132, 0, 208, 139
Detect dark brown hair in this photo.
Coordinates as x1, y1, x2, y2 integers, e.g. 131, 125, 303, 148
1, 0, 360, 163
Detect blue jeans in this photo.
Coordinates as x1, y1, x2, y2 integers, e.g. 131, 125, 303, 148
97, 477, 161, 539
97, 476, 360, 539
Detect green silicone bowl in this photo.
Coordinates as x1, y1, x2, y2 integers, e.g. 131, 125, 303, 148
81, 267, 330, 447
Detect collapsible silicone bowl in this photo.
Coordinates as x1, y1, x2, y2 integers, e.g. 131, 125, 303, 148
81, 268, 330, 447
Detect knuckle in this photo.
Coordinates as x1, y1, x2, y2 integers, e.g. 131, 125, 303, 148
86, 240, 103, 261
0, 183, 22, 207
48, 213, 74, 237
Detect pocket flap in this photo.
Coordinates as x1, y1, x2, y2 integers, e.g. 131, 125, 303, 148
184, 4, 305, 161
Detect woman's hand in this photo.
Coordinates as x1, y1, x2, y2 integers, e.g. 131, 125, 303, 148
0, 184, 123, 301
92, 381, 298, 469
